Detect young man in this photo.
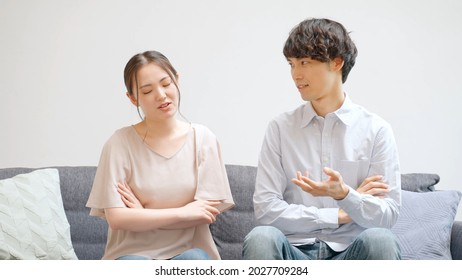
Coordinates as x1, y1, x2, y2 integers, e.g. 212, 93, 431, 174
243, 18, 401, 260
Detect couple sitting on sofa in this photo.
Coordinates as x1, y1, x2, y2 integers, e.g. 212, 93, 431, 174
86, 18, 401, 260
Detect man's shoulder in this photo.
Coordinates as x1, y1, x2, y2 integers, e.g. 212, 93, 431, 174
271, 104, 306, 125
350, 102, 393, 132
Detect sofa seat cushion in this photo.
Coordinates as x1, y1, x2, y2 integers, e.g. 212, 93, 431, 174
0, 169, 78, 259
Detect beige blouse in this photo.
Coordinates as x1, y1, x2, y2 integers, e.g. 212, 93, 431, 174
86, 124, 234, 260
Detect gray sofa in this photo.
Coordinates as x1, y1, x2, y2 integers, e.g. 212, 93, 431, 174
1, 165, 461, 260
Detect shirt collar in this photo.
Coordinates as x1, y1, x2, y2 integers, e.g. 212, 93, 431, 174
334, 94, 355, 126
300, 94, 356, 128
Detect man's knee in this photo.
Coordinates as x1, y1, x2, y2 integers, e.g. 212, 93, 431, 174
359, 228, 401, 260
243, 226, 286, 259
244, 226, 285, 245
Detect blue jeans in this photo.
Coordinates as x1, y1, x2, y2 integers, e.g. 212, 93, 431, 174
243, 226, 401, 260
116, 248, 211, 260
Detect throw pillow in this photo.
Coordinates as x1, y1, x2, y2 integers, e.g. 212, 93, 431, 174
401, 173, 440, 192
391, 190, 462, 259
0, 168, 78, 259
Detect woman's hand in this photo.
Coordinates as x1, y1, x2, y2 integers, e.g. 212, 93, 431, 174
179, 200, 221, 224
357, 175, 389, 197
117, 181, 143, 209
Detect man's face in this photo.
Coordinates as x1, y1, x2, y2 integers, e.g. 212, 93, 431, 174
287, 57, 339, 102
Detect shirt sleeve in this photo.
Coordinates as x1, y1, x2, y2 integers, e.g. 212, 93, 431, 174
337, 123, 401, 229
86, 131, 130, 218
253, 121, 339, 235
194, 125, 235, 212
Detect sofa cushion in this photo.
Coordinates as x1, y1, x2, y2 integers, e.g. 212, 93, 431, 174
0, 166, 107, 260
391, 190, 462, 259
210, 165, 258, 260
451, 221, 462, 260
0, 169, 78, 259
401, 173, 440, 192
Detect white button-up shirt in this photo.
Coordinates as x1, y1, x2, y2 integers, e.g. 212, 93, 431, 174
253, 96, 401, 251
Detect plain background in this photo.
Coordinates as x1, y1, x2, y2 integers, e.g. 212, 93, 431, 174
1, 0, 461, 220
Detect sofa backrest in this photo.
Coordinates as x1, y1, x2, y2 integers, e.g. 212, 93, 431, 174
211, 165, 258, 259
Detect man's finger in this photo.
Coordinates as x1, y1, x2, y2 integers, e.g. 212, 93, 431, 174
323, 167, 341, 181
291, 178, 314, 192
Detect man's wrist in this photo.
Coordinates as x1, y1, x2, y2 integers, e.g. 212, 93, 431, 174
334, 183, 349, 200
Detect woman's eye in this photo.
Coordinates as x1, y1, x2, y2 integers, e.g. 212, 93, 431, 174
162, 82, 172, 87
142, 90, 152, 95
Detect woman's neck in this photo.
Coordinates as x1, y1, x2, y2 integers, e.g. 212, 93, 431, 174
143, 117, 179, 137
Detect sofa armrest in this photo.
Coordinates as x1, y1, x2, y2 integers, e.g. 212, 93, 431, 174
451, 221, 462, 260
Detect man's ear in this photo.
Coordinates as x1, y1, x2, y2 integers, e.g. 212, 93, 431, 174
126, 92, 138, 106
331, 57, 344, 72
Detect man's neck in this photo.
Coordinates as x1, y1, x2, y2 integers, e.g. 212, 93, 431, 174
311, 90, 345, 117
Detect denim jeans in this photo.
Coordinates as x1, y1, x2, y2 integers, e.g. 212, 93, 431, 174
116, 248, 211, 260
242, 226, 401, 260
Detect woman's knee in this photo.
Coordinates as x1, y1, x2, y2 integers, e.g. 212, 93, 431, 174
116, 255, 150, 260
173, 248, 211, 260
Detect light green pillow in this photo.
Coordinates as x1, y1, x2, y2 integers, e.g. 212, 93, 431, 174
0, 168, 78, 259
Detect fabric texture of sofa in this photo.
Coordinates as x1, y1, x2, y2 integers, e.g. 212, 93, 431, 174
1, 165, 461, 260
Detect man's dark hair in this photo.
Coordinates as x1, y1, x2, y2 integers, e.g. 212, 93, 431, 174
283, 18, 358, 83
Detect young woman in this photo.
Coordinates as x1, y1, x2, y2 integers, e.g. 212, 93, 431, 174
86, 50, 234, 260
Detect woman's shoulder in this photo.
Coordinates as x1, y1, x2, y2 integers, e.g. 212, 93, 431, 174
102, 126, 135, 148
191, 123, 218, 142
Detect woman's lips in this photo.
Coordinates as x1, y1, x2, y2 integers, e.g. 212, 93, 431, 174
158, 102, 171, 110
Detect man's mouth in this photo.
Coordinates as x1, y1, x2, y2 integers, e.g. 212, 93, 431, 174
297, 83, 309, 89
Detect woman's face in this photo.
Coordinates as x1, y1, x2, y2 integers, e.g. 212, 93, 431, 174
129, 63, 179, 122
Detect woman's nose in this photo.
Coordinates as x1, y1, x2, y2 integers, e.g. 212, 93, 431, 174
155, 89, 167, 101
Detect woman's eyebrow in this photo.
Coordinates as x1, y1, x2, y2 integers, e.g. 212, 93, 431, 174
139, 84, 152, 89
139, 76, 170, 89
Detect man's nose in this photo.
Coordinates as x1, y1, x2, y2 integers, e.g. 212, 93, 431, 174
292, 67, 303, 80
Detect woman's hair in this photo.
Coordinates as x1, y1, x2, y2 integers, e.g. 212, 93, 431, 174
123, 50, 181, 119
283, 18, 358, 83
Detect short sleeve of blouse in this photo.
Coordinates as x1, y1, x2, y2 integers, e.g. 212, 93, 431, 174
86, 129, 130, 218
193, 124, 235, 212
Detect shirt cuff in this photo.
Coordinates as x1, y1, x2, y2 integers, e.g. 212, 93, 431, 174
337, 187, 362, 213
317, 208, 340, 229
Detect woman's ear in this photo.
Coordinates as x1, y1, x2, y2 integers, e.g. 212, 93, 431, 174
126, 92, 138, 106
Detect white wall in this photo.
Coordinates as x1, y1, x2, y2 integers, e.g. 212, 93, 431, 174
1, 0, 461, 219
